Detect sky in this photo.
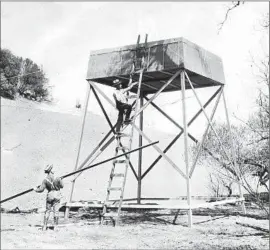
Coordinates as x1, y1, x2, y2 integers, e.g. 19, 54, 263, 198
1, 2, 269, 135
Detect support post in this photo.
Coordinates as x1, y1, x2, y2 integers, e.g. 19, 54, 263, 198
137, 95, 144, 204
180, 70, 192, 227
222, 89, 246, 214
65, 81, 91, 219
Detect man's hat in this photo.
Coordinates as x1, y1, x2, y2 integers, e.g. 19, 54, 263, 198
113, 79, 122, 87
44, 164, 53, 173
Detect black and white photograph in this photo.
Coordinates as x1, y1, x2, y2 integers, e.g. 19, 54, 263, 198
1, 1, 269, 249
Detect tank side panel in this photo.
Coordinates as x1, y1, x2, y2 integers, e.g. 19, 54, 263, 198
181, 39, 225, 84
163, 42, 181, 69
86, 37, 225, 85
120, 49, 135, 75
87, 51, 122, 79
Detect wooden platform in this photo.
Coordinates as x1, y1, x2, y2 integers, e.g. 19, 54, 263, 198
86, 37, 225, 94
64, 198, 244, 211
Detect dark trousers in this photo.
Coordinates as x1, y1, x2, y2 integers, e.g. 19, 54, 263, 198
116, 102, 132, 132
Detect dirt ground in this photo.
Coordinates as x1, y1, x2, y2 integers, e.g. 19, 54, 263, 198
1, 205, 269, 249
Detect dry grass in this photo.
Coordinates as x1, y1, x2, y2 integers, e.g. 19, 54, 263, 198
1, 205, 269, 249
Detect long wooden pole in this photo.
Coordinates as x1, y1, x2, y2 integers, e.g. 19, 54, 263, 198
181, 70, 192, 227
65, 81, 91, 219
72, 125, 116, 181
1, 141, 159, 204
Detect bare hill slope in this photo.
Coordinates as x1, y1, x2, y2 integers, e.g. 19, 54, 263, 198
1, 97, 209, 210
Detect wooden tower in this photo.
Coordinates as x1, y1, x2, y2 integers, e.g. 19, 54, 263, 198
64, 36, 246, 227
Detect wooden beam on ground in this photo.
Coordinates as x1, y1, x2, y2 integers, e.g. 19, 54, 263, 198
235, 222, 269, 233
191, 198, 245, 209
64, 198, 244, 210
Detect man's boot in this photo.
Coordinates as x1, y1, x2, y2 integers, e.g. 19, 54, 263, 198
54, 216, 59, 226
53, 216, 59, 231
42, 214, 49, 231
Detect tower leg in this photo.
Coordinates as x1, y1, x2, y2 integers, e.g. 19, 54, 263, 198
181, 70, 192, 227
65, 81, 91, 219
137, 96, 144, 204
222, 89, 246, 214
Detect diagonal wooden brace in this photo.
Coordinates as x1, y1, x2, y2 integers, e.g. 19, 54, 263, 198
142, 87, 223, 179
133, 124, 187, 180
189, 86, 223, 178
184, 72, 234, 167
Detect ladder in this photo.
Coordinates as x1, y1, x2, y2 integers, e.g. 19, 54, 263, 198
101, 69, 145, 226
133, 34, 148, 71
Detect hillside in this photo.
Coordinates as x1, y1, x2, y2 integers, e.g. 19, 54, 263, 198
1, 97, 210, 210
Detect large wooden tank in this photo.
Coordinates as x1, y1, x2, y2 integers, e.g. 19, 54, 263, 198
86, 37, 225, 94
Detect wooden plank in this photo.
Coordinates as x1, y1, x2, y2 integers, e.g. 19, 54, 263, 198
64, 198, 244, 210
191, 198, 245, 209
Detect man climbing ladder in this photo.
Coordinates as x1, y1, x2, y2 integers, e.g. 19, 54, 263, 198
113, 75, 139, 133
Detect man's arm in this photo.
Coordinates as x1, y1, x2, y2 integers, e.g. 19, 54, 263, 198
113, 93, 117, 102
127, 94, 138, 99
34, 179, 47, 193
123, 81, 138, 93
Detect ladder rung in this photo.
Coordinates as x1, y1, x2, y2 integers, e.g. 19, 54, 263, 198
103, 212, 118, 217
111, 173, 124, 178
113, 160, 126, 164
108, 187, 122, 191
115, 133, 130, 138
116, 146, 129, 151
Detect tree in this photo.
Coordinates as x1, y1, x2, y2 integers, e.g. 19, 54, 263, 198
0, 48, 50, 101
208, 172, 233, 197
198, 33, 269, 212
198, 2, 269, 214
0, 49, 22, 99
197, 120, 269, 214
218, 1, 245, 33
18, 58, 49, 101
